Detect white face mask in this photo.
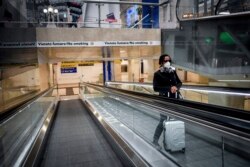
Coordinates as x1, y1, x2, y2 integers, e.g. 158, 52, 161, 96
164, 61, 171, 68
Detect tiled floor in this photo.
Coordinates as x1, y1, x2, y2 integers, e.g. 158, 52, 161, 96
40, 99, 123, 167
66, 87, 74, 96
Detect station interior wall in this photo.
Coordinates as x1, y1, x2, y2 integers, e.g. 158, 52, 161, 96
0, 27, 249, 112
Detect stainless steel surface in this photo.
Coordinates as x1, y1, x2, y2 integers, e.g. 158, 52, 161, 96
84, 99, 149, 167
80, 83, 250, 167
0, 89, 58, 167
23, 100, 58, 167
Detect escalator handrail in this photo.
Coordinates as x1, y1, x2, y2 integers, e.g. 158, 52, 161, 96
0, 87, 54, 124
81, 82, 250, 141
181, 85, 250, 95
103, 82, 250, 120
105, 82, 250, 118
178, 10, 250, 21
106, 81, 250, 95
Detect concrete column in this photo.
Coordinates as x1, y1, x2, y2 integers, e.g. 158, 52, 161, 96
38, 51, 50, 91
49, 64, 53, 87
1, 79, 9, 106
38, 64, 50, 91
144, 59, 154, 82
128, 59, 140, 82
112, 47, 121, 81
113, 60, 121, 81
127, 47, 140, 82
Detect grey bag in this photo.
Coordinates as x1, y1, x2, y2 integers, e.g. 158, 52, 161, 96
163, 118, 185, 152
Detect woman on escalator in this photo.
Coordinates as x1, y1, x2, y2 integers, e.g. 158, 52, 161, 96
152, 54, 182, 150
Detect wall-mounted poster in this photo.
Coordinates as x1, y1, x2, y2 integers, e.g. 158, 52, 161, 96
126, 5, 139, 28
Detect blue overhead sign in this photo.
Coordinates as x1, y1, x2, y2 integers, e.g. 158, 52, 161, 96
61, 67, 77, 73
142, 0, 159, 28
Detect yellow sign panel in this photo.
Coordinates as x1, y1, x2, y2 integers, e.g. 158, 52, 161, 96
78, 62, 94, 66
61, 62, 77, 68
114, 60, 121, 63
61, 61, 101, 67
61, 64, 77, 68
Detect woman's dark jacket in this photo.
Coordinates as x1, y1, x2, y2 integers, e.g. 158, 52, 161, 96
153, 67, 182, 97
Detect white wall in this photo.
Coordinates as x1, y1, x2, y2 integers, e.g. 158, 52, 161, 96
142, 59, 155, 82
79, 63, 103, 83
56, 62, 103, 84
113, 59, 155, 82
8, 68, 39, 87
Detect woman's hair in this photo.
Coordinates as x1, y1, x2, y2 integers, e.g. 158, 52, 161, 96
159, 54, 171, 65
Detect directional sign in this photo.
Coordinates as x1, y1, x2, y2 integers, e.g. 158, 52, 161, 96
61, 67, 77, 73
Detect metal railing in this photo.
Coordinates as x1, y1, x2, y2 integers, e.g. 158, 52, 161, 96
0, 88, 59, 167
81, 82, 250, 167
106, 81, 250, 112
0, 20, 155, 29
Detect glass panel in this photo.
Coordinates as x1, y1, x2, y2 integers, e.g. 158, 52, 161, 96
0, 89, 57, 166
162, 15, 250, 76
107, 82, 156, 95
177, 0, 250, 19
224, 136, 250, 167
106, 82, 250, 111
178, 0, 197, 19
0, 67, 41, 114
80, 84, 250, 167
80, 86, 170, 165
0, 1, 159, 29
181, 88, 250, 111
155, 117, 225, 167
